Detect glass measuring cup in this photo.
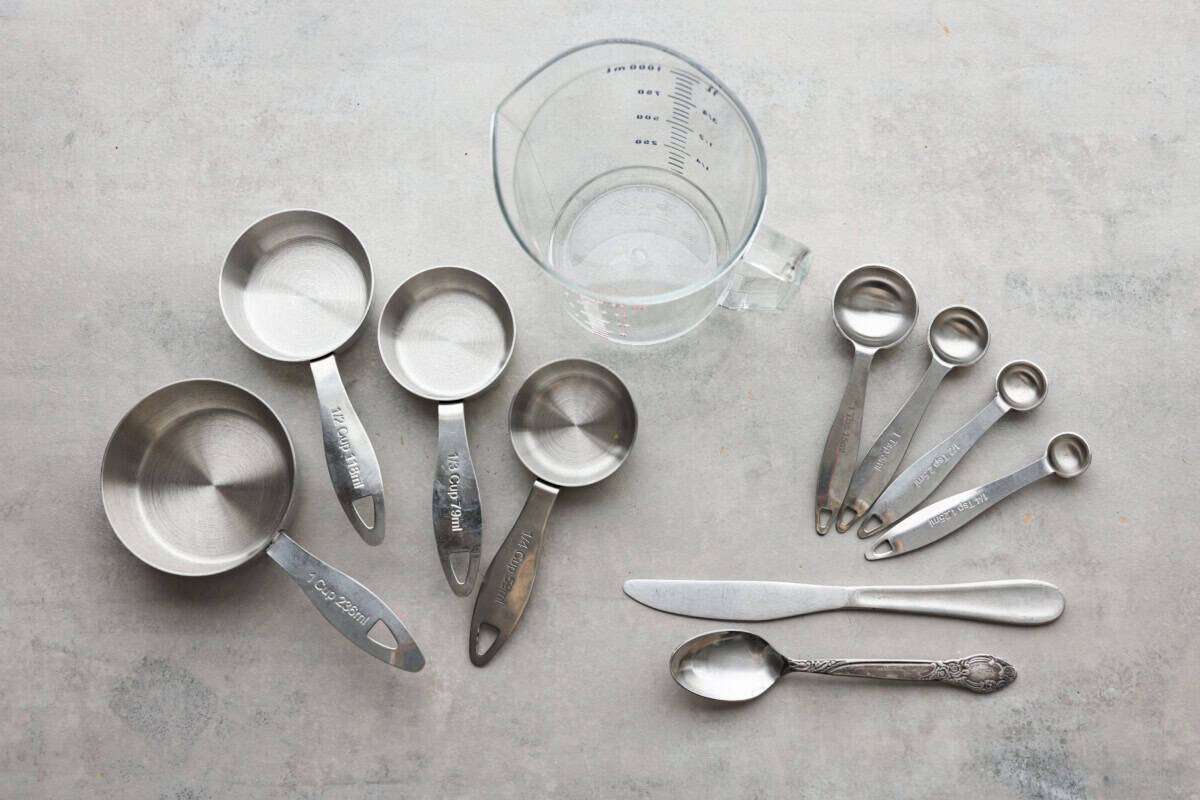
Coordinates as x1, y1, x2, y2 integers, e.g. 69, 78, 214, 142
493, 40, 812, 344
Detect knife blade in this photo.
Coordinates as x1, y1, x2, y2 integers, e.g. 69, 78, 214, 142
622, 579, 1065, 624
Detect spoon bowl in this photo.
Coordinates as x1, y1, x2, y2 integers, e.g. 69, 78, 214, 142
1047, 432, 1091, 478
670, 630, 784, 702
831, 265, 918, 348
997, 360, 1048, 411
928, 305, 989, 366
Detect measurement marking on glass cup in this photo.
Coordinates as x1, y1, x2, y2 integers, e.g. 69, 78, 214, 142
304, 573, 370, 626
669, 94, 696, 108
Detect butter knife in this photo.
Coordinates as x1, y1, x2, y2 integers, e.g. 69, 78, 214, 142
623, 579, 1064, 625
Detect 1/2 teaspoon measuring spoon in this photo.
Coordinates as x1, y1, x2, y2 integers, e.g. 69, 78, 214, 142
859, 360, 1048, 538
837, 305, 990, 533
814, 265, 918, 535
867, 432, 1091, 560
670, 630, 1017, 702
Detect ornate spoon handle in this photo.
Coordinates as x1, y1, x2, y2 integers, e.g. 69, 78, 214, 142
785, 654, 1016, 694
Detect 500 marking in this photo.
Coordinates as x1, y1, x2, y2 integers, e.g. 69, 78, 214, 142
305, 573, 370, 626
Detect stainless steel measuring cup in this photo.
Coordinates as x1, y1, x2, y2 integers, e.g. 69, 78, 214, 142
814, 265, 918, 534
220, 210, 385, 545
860, 360, 1048, 538
377, 266, 516, 597
493, 39, 812, 344
836, 305, 990, 533
100, 380, 423, 670
469, 359, 637, 666
866, 432, 1091, 560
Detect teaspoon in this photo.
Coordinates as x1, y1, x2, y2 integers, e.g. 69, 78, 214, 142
866, 432, 1091, 560
859, 360, 1048, 538
670, 630, 1016, 702
837, 305, 990, 533
814, 265, 917, 534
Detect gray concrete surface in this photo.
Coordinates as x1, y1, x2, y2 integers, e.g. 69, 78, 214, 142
2, 1, 1197, 797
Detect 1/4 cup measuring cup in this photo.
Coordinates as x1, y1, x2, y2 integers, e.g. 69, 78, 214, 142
493, 39, 812, 344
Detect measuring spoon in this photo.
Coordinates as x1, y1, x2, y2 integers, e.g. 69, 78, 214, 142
670, 630, 1016, 702
866, 432, 1091, 560
469, 359, 637, 666
859, 360, 1047, 538
378, 266, 515, 596
220, 210, 385, 545
814, 265, 917, 534
836, 305, 989, 533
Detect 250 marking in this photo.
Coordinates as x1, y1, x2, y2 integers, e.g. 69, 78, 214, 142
305, 573, 369, 626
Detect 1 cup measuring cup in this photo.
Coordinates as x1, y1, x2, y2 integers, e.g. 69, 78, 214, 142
377, 266, 516, 596
493, 39, 812, 344
220, 210, 386, 545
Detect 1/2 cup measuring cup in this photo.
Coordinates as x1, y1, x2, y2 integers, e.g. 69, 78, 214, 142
493, 39, 812, 344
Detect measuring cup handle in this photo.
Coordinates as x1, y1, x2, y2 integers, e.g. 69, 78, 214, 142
266, 532, 424, 671
311, 354, 386, 546
720, 223, 812, 312
815, 346, 875, 534
434, 403, 482, 596
469, 481, 559, 667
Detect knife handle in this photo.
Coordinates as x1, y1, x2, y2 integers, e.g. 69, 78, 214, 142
847, 579, 1064, 625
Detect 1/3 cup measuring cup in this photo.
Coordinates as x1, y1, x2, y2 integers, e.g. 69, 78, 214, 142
493, 39, 812, 344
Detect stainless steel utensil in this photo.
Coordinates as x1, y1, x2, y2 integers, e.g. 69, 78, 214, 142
100, 379, 423, 670
469, 359, 637, 666
815, 265, 918, 534
866, 432, 1091, 560
670, 630, 1016, 701
219, 210, 385, 545
859, 360, 1048, 538
836, 305, 990, 533
377, 266, 516, 596
624, 578, 1064, 624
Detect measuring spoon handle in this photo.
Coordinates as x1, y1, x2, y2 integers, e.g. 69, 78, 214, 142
839, 359, 952, 532
866, 457, 1051, 560
815, 346, 875, 534
860, 396, 1009, 538
785, 654, 1016, 694
266, 532, 424, 671
434, 403, 482, 596
311, 355, 386, 545
469, 481, 559, 666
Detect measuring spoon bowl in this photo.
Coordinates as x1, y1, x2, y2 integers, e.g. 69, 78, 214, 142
1047, 432, 1091, 477
378, 266, 516, 596
997, 360, 1048, 411
470, 359, 637, 665
815, 265, 917, 534
928, 305, 990, 367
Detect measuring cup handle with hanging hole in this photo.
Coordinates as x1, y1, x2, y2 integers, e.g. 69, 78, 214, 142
434, 403, 482, 595
267, 532, 423, 670
469, 480, 558, 666
312, 357, 386, 545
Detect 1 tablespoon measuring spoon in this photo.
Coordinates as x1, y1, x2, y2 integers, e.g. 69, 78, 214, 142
866, 432, 1091, 560
377, 266, 515, 596
836, 305, 990, 533
814, 265, 918, 534
469, 359, 637, 666
859, 360, 1047, 538
670, 630, 1016, 702
220, 210, 385, 545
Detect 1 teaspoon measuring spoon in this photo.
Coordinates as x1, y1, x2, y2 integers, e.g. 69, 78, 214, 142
814, 265, 917, 535
859, 360, 1047, 538
670, 630, 1017, 702
867, 432, 1091, 560
836, 305, 990, 533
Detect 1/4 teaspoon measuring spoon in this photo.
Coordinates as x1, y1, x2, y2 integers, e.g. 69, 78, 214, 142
859, 360, 1048, 538
837, 305, 990, 533
670, 630, 1016, 702
867, 432, 1091, 560
814, 266, 918, 535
